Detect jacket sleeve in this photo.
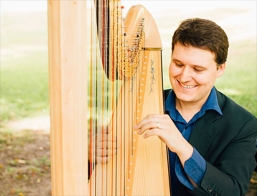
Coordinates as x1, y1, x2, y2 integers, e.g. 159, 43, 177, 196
189, 117, 257, 196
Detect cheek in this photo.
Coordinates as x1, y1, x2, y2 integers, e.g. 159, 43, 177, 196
195, 74, 213, 86
169, 64, 178, 78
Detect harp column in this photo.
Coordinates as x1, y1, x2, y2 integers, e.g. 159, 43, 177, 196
48, 0, 88, 195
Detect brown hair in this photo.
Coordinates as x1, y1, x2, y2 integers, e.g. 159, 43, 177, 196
172, 18, 229, 65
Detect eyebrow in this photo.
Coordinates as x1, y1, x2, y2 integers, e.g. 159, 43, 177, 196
172, 58, 183, 64
172, 58, 206, 69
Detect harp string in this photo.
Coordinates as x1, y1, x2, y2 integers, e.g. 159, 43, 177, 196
112, 1, 122, 194
89, 0, 103, 194
89, 0, 97, 194
91, 0, 123, 194
101, 0, 108, 194
89, 1, 170, 195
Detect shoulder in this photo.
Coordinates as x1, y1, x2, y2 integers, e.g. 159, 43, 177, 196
214, 89, 257, 141
216, 89, 257, 121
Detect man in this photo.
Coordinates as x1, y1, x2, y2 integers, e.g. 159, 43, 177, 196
135, 18, 257, 196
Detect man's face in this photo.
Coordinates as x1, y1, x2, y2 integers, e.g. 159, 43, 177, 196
169, 43, 225, 105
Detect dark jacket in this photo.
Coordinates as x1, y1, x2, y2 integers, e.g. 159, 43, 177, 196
164, 88, 257, 196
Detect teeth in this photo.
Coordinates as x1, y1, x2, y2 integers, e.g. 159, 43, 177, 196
180, 83, 195, 89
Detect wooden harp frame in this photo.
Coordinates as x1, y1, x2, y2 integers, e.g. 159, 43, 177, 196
48, 0, 170, 195
48, 0, 88, 195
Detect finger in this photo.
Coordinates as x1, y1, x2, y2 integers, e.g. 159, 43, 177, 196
92, 126, 110, 136
95, 133, 109, 141
137, 118, 164, 135
95, 156, 111, 164
96, 141, 119, 149
95, 133, 118, 142
95, 148, 118, 156
136, 121, 157, 135
89, 148, 118, 163
99, 126, 113, 134
142, 128, 161, 139
135, 114, 163, 129
134, 114, 153, 129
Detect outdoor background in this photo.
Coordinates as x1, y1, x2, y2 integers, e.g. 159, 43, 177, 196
0, 0, 256, 195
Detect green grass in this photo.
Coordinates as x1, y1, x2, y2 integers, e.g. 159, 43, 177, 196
0, 12, 48, 125
0, 51, 49, 123
215, 40, 257, 116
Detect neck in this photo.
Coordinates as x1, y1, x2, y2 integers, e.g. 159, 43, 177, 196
175, 98, 205, 122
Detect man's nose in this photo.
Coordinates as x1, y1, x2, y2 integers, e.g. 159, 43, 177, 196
180, 66, 192, 82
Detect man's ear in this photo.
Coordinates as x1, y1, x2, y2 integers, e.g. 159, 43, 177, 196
217, 63, 226, 78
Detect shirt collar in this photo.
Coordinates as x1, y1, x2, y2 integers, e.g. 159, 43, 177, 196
201, 87, 222, 115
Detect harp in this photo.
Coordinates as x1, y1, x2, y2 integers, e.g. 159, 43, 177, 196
48, 0, 170, 195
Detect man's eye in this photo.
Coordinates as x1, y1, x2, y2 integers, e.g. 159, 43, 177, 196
194, 68, 203, 72
175, 63, 183, 67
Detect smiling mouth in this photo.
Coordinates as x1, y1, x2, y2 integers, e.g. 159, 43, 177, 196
178, 81, 196, 89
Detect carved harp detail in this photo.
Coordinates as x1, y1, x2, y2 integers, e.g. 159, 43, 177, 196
89, 0, 170, 195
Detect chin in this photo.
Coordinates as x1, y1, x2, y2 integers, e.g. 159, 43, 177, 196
177, 96, 195, 103
174, 91, 195, 102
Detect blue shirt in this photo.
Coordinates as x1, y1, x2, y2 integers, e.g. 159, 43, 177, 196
165, 87, 222, 195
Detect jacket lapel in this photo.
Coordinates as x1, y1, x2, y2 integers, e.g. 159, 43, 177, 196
189, 88, 224, 156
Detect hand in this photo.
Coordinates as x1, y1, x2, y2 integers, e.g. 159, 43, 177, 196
134, 114, 193, 166
134, 114, 181, 150
88, 127, 119, 164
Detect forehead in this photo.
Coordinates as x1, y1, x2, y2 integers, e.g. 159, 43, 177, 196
172, 43, 216, 66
